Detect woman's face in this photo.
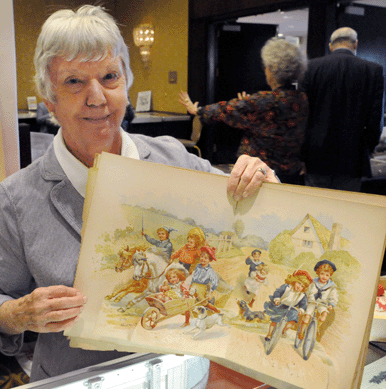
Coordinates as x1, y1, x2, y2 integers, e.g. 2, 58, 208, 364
44, 53, 128, 167
264, 66, 276, 89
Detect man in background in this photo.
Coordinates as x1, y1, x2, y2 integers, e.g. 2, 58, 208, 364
301, 27, 384, 191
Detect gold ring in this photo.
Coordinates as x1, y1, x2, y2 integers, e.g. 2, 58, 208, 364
185, 99, 189, 102
258, 167, 267, 178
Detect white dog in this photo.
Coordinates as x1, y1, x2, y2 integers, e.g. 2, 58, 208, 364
184, 306, 227, 339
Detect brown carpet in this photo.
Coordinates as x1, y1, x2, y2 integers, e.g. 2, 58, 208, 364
0, 353, 29, 388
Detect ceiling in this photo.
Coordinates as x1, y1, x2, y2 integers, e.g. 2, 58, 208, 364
236, 0, 386, 38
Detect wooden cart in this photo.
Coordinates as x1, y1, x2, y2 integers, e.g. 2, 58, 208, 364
141, 295, 206, 330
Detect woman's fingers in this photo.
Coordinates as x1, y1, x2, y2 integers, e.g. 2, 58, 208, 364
227, 155, 279, 201
10, 286, 87, 333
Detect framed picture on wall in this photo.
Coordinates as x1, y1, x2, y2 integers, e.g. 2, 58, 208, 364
135, 91, 152, 112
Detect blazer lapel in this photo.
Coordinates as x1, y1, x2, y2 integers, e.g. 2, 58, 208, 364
50, 181, 84, 235
41, 144, 84, 235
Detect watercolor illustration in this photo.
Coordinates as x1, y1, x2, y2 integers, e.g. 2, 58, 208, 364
66, 153, 386, 389
94, 207, 358, 364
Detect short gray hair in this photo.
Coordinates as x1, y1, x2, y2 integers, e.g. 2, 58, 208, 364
261, 37, 306, 86
330, 27, 357, 46
34, 5, 133, 103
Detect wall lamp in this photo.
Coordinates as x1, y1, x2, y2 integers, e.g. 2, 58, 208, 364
133, 23, 155, 66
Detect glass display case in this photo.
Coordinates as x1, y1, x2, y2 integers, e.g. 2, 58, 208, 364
19, 353, 210, 389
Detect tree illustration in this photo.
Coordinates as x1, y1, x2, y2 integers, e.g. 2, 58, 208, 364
269, 230, 295, 265
233, 219, 245, 238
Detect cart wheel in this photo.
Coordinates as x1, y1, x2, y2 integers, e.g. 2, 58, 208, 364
141, 307, 160, 330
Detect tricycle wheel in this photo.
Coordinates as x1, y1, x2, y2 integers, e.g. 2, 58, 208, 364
303, 319, 317, 360
141, 307, 160, 330
265, 319, 286, 355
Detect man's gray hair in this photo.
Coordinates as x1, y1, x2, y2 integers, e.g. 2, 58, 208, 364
34, 5, 133, 103
330, 27, 358, 46
261, 37, 307, 86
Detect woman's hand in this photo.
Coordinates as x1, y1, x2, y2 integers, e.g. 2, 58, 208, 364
179, 91, 199, 115
227, 155, 279, 201
0, 285, 87, 335
237, 91, 250, 100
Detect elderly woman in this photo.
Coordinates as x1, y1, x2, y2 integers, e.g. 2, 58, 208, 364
180, 37, 308, 184
0, 5, 278, 383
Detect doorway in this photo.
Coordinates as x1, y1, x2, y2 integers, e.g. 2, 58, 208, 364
214, 22, 276, 102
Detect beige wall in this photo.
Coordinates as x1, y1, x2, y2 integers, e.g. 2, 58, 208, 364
116, 0, 188, 113
14, 0, 86, 110
14, 0, 189, 114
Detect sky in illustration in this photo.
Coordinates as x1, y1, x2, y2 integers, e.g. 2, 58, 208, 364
120, 192, 353, 244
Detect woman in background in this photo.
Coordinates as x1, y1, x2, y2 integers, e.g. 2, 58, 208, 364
180, 37, 308, 184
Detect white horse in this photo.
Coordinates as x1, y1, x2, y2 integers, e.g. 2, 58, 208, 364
118, 247, 171, 312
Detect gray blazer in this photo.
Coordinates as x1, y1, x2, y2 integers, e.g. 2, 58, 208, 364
0, 134, 221, 381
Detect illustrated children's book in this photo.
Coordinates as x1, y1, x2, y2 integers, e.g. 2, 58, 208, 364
65, 152, 386, 389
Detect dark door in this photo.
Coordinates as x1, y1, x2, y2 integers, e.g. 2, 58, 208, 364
204, 22, 276, 164
215, 22, 277, 101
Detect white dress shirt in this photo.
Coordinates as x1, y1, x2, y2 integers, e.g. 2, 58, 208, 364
53, 128, 139, 197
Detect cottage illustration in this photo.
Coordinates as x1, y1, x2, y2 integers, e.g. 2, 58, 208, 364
291, 214, 350, 257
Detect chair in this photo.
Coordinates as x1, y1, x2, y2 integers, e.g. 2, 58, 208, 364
177, 116, 202, 157
18, 123, 31, 169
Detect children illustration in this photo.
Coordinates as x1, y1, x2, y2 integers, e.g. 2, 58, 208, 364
154, 267, 189, 303
297, 260, 338, 340
171, 227, 206, 273
244, 263, 269, 308
245, 249, 264, 277
142, 226, 175, 258
183, 245, 220, 327
264, 270, 313, 341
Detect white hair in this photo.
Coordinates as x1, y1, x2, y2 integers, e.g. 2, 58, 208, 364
261, 37, 307, 86
330, 27, 357, 46
34, 5, 133, 103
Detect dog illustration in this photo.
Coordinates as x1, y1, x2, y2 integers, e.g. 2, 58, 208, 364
184, 306, 227, 339
237, 299, 265, 321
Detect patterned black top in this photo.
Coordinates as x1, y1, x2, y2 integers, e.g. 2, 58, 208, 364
197, 88, 308, 175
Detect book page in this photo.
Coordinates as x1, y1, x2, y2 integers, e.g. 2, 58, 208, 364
66, 152, 386, 389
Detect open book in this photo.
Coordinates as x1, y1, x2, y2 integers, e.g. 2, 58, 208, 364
65, 152, 386, 389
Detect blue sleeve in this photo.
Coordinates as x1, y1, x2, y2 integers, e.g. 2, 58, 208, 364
209, 268, 219, 292
273, 284, 287, 299
144, 234, 158, 246
165, 241, 173, 257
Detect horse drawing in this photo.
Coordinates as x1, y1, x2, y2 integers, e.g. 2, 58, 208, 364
105, 244, 150, 302
114, 243, 148, 272
118, 247, 172, 312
